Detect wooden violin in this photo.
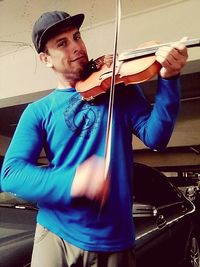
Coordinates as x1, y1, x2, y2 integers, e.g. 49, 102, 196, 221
76, 38, 200, 101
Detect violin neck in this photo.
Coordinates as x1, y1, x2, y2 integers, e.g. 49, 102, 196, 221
119, 38, 200, 61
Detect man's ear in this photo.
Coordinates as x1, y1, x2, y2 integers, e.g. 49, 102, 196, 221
39, 52, 53, 68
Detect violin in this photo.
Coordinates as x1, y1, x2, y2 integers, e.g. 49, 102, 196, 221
76, 38, 200, 101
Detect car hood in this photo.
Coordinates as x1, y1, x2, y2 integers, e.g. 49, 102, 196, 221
0, 224, 35, 245
0, 207, 37, 267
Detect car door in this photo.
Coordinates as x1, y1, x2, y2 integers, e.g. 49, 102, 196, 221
132, 163, 194, 267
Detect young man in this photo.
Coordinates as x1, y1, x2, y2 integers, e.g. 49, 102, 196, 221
1, 11, 188, 267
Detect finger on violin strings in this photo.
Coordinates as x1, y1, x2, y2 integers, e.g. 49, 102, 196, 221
158, 54, 185, 73
156, 46, 186, 65
103, 54, 114, 67
156, 45, 173, 56
171, 37, 188, 56
155, 47, 173, 65
171, 43, 188, 59
167, 47, 188, 70
155, 46, 171, 63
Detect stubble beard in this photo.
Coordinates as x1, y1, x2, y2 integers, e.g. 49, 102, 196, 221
68, 58, 90, 83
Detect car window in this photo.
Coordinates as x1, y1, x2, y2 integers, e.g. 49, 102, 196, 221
133, 163, 182, 207
0, 191, 37, 211
0, 191, 25, 204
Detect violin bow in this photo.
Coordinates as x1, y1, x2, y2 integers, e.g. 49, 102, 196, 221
99, 0, 122, 210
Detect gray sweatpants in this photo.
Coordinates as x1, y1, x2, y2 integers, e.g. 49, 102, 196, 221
31, 224, 136, 267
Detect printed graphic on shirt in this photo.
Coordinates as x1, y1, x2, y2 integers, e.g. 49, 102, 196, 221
64, 94, 101, 139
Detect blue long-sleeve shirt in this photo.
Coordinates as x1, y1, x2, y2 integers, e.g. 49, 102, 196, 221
1, 76, 180, 251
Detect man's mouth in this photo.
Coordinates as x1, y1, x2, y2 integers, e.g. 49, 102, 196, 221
71, 55, 86, 62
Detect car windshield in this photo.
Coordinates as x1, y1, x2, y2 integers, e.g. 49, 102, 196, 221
0, 191, 37, 210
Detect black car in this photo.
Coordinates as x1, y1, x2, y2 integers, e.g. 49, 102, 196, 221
133, 163, 200, 267
0, 193, 37, 267
0, 163, 199, 267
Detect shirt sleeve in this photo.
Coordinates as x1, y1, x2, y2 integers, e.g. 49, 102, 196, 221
1, 104, 75, 205
131, 75, 181, 150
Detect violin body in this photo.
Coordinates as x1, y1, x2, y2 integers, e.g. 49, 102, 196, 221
76, 58, 161, 101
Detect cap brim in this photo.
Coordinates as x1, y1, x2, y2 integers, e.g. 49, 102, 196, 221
39, 13, 84, 52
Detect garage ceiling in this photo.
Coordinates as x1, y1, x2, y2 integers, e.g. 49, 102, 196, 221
0, 0, 197, 56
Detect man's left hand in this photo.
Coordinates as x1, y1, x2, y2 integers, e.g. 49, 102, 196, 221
155, 37, 188, 79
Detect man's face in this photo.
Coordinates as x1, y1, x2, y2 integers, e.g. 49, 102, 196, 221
44, 26, 89, 82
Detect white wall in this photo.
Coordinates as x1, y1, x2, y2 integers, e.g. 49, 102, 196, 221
0, 0, 199, 100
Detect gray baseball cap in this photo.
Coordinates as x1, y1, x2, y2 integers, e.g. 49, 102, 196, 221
32, 11, 84, 53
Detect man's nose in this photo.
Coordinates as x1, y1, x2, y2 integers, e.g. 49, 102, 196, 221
70, 40, 80, 53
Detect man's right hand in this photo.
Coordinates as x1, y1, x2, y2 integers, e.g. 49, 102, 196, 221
71, 155, 109, 203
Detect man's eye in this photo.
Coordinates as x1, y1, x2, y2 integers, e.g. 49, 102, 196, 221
58, 40, 67, 47
75, 35, 81, 41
